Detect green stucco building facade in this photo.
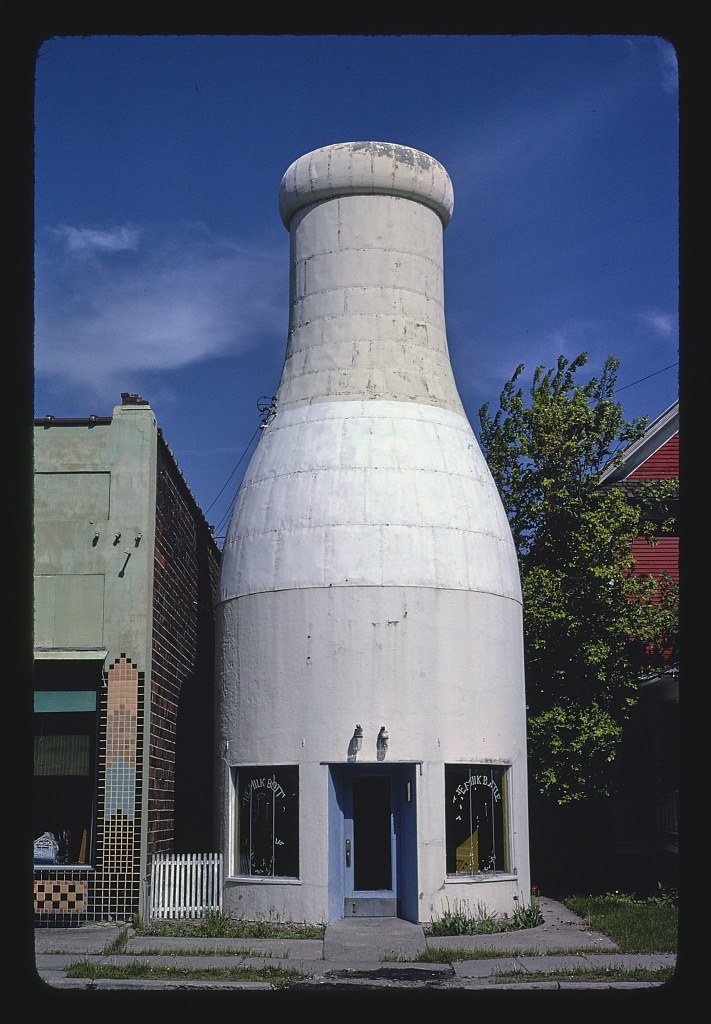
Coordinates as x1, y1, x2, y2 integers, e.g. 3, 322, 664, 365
34, 394, 220, 923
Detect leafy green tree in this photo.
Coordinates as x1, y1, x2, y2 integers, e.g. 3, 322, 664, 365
478, 354, 678, 804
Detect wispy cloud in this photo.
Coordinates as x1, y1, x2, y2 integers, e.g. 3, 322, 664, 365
654, 38, 678, 95
52, 225, 141, 255
35, 222, 284, 399
638, 308, 677, 338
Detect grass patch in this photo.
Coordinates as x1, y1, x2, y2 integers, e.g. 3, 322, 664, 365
414, 885, 678, 964
492, 965, 675, 985
66, 959, 306, 986
135, 910, 325, 941
132, 945, 276, 958
412, 946, 607, 963
563, 888, 678, 953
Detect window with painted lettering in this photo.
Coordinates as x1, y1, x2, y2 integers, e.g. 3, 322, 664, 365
234, 767, 299, 878
445, 765, 510, 875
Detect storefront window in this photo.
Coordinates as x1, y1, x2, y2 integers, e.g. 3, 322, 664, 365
445, 764, 509, 875
33, 659, 100, 866
235, 766, 299, 878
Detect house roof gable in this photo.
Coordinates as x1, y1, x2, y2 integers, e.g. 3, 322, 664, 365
599, 400, 679, 484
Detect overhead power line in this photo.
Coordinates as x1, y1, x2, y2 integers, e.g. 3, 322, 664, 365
208, 364, 678, 537
616, 361, 678, 393
206, 397, 279, 540
203, 424, 261, 518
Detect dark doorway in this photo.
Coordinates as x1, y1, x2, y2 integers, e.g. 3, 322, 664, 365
353, 776, 392, 890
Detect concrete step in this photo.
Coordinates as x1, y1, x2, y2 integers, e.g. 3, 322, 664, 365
344, 897, 397, 917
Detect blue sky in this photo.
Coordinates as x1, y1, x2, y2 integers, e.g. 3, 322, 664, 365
33, 34, 679, 543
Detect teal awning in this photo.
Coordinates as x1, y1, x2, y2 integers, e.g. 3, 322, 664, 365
34, 691, 97, 713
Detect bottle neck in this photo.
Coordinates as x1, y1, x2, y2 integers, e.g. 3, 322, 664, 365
274, 192, 464, 416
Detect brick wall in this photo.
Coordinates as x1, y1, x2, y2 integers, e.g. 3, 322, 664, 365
149, 435, 221, 857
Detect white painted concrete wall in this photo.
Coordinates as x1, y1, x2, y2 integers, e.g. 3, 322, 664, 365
216, 142, 530, 923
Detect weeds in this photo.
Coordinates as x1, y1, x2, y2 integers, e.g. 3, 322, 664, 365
102, 927, 129, 955
511, 899, 545, 929
415, 945, 609, 963
427, 899, 500, 936
66, 959, 306, 986
135, 944, 277, 958
426, 897, 543, 937
423, 886, 677, 952
492, 965, 675, 985
134, 909, 325, 940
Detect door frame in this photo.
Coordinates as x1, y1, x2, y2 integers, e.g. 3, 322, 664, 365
326, 761, 419, 922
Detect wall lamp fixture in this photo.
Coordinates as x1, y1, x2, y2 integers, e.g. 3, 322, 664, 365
352, 724, 363, 752
377, 726, 389, 761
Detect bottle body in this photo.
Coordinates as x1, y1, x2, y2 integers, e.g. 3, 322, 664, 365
216, 143, 530, 923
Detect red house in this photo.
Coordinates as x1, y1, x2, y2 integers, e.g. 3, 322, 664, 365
602, 399, 679, 595
600, 400, 679, 890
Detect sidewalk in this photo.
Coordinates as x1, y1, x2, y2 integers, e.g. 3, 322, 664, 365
33, 897, 677, 991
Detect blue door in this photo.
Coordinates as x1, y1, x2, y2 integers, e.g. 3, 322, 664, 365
329, 763, 418, 922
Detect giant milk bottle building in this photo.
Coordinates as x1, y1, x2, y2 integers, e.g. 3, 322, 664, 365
215, 142, 530, 923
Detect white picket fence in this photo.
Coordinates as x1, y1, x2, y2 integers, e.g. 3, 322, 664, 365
149, 852, 223, 920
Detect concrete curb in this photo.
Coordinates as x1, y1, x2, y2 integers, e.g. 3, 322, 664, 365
33, 897, 678, 991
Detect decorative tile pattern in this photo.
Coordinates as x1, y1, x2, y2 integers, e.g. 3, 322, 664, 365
92, 655, 144, 920
35, 877, 87, 916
